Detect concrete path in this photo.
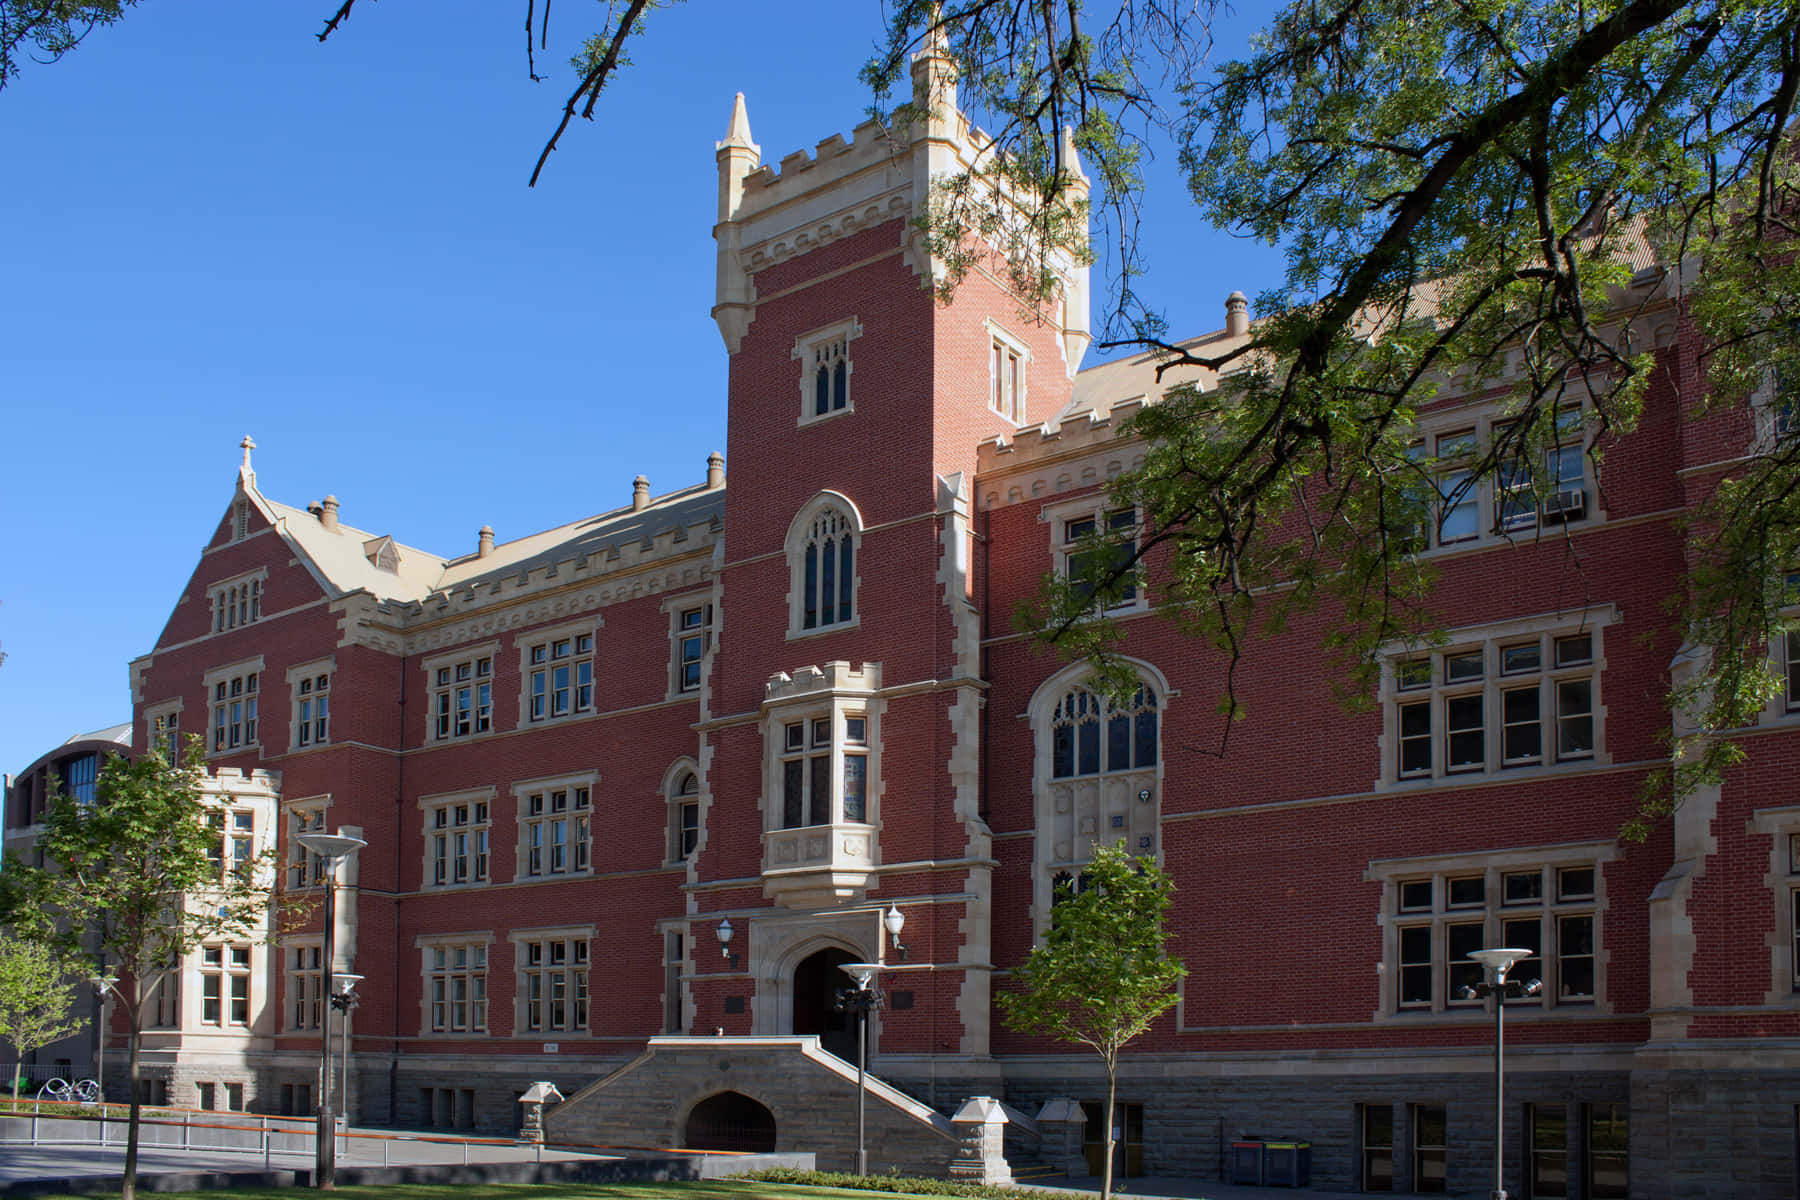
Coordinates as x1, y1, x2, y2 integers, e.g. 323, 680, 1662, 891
1022, 1172, 1372, 1200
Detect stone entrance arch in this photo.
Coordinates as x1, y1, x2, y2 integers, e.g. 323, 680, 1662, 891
684, 1090, 777, 1152
792, 946, 859, 1060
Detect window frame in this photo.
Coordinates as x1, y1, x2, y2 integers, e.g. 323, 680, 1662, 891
510, 926, 593, 1035
785, 493, 863, 639
198, 942, 252, 1027
145, 699, 184, 763
286, 658, 334, 751
516, 622, 597, 726
663, 592, 714, 699
284, 937, 324, 1032
418, 788, 494, 890
285, 797, 330, 891
1046, 495, 1146, 617
208, 568, 268, 635
1398, 404, 1596, 554
986, 319, 1030, 425
1371, 843, 1615, 1018
664, 760, 702, 865
1380, 610, 1612, 787
417, 933, 491, 1036
422, 643, 499, 743
512, 772, 596, 881
792, 317, 862, 427
204, 657, 265, 757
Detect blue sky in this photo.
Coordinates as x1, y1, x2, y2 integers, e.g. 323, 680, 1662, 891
0, 1, 1283, 774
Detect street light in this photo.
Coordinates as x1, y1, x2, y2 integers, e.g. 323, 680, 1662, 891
883, 905, 907, 960
1458, 947, 1544, 1200
833, 962, 882, 1176
296, 830, 367, 1191
330, 974, 362, 1132
90, 974, 118, 1104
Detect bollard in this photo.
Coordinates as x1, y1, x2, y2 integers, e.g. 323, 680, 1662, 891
182, 1107, 191, 1149
262, 1116, 270, 1169
463, 1139, 470, 1166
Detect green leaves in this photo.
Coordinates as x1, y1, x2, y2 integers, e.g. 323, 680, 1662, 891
997, 844, 1185, 1058
0, 934, 85, 1091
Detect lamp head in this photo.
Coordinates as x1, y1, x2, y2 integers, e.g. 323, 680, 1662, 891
839, 961, 879, 990
1467, 947, 1534, 985
883, 905, 905, 938
332, 973, 364, 996
296, 830, 368, 861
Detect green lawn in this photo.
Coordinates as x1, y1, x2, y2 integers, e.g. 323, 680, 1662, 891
19, 1183, 887, 1200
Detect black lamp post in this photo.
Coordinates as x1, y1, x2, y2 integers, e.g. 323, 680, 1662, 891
833, 962, 882, 1176
1458, 947, 1543, 1200
296, 830, 366, 1191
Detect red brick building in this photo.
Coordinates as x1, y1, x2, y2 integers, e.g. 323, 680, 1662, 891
55, 41, 1800, 1199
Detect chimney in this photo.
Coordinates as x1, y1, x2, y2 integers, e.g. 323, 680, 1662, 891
477, 525, 494, 558
319, 495, 340, 532
1225, 291, 1249, 337
707, 451, 725, 489
633, 475, 650, 512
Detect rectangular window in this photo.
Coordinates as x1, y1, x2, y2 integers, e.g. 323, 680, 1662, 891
1585, 1104, 1628, 1199
1386, 860, 1599, 1012
1360, 1103, 1394, 1191
519, 936, 589, 1032
1528, 1103, 1569, 1198
430, 654, 492, 741
1787, 633, 1800, 712
991, 335, 1025, 423
522, 787, 590, 878
149, 709, 182, 762
675, 604, 712, 694
197, 1082, 216, 1111
426, 799, 490, 887
526, 634, 594, 723
294, 671, 331, 748
199, 944, 251, 1026
1062, 507, 1140, 612
148, 973, 179, 1029
59, 753, 98, 808
288, 805, 327, 890
288, 943, 322, 1031
1413, 1104, 1447, 1193
210, 669, 260, 752
1387, 625, 1601, 782
426, 943, 487, 1033
778, 712, 871, 829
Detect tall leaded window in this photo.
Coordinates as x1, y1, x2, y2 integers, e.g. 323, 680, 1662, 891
789, 498, 861, 634
425, 797, 490, 887
1031, 665, 1166, 926
521, 785, 590, 877
1050, 686, 1159, 779
670, 769, 700, 862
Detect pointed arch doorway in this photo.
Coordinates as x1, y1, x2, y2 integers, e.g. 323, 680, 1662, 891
791, 947, 859, 1061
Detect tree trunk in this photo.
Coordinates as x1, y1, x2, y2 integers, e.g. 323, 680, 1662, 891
122, 990, 143, 1200
1101, 1049, 1117, 1200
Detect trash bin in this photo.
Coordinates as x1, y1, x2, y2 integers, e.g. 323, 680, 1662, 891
1231, 1138, 1265, 1185
1263, 1139, 1312, 1187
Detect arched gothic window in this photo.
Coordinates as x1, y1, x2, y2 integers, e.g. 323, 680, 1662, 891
798, 504, 857, 631
1050, 685, 1159, 779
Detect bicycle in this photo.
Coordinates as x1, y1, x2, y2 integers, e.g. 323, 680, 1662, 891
36, 1078, 100, 1104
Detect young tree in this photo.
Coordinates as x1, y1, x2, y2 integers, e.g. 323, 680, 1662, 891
996, 843, 1185, 1200
0, 934, 84, 1099
2, 736, 273, 1200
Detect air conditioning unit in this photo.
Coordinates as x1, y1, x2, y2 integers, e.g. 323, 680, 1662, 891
1542, 489, 1586, 522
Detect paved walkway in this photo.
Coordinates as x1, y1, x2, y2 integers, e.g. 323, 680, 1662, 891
1023, 1172, 1369, 1200
0, 1121, 1371, 1199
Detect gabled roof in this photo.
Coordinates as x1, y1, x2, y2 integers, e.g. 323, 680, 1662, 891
238, 460, 722, 611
